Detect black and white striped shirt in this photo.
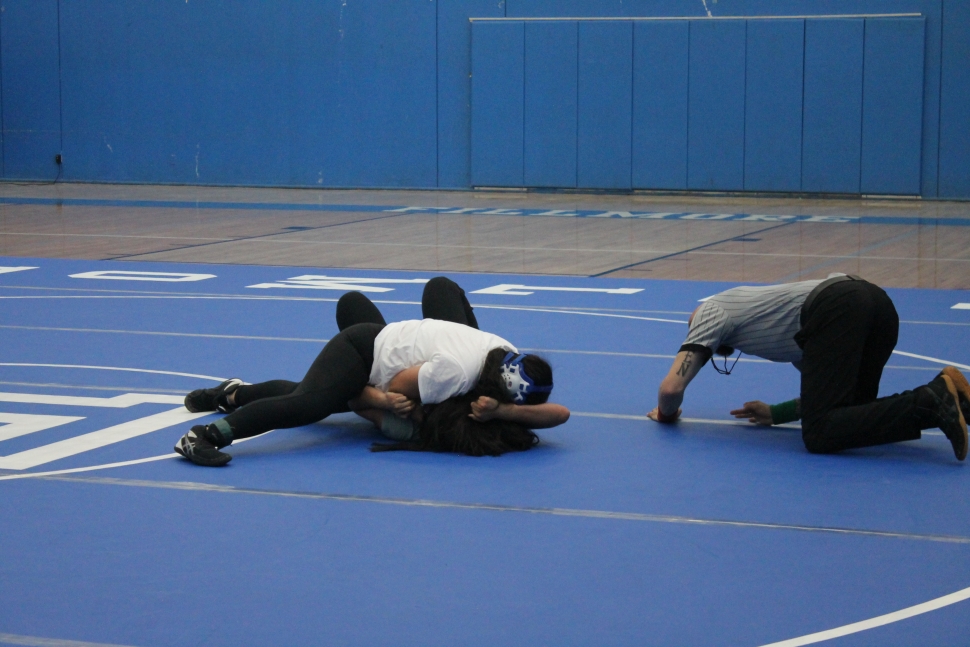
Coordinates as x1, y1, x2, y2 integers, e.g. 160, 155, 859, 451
681, 278, 837, 364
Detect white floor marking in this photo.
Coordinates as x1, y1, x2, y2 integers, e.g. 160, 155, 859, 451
474, 304, 686, 324
0, 411, 941, 481
69, 270, 215, 282
471, 284, 643, 296
0, 452, 177, 479
952, 303, 969, 310
571, 412, 943, 436
0, 363, 226, 382
0, 295, 690, 323
0, 407, 210, 470
0, 324, 329, 343
572, 411, 801, 429
0, 413, 84, 441
756, 585, 970, 647
0, 391, 183, 407
0, 631, 139, 647
0, 291, 964, 327
0, 365, 230, 470
900, 319, 970, 327
0, 266, 38, 274
891, 350, 969, 371
0, 432, 266, 481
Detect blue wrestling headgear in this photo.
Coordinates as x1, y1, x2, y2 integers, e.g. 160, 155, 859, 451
500, 352, 553, 403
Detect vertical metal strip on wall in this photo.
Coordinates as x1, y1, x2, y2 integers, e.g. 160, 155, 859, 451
578, 21, 633, 190
686, 19, 747, 191
744, 19, 804, 192
470, 21, 525, 187
632, 21, 689, 190
860, 17, 926, 195
524, 21, 579, 188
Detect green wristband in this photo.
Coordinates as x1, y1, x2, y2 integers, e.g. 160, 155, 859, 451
769, 399, 800, 425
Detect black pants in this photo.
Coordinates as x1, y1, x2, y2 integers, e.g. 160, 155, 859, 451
224, 277, 477, 440
795, 280, 922, 453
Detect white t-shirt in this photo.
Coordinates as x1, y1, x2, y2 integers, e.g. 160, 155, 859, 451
368, 319, 517, 404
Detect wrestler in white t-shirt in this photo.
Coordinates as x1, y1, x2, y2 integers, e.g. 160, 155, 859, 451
369, 319, 517, 405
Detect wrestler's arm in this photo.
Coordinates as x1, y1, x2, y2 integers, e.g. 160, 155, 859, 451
387, 366, 422, 401
469, 397, 570, 428
349, 385, 416, 419
648, 348, 707, 423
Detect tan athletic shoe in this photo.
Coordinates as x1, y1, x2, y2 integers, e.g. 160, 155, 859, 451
939, 375, 968, 461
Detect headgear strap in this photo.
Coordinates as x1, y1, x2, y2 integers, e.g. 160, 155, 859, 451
500, 352, 553, 403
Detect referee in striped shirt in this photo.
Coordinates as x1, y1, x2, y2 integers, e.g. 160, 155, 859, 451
647, 274, 970, 460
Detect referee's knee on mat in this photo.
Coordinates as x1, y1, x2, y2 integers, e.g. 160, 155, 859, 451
801, 430, 837, 454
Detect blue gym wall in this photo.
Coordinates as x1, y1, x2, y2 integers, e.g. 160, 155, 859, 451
0, 0, 968, 198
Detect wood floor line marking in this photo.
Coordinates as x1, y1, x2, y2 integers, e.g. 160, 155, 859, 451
108, 211, 413, 261
779, 229, 920, 281
591, 221, 798, 277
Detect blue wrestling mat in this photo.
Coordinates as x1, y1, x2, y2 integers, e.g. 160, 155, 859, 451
1, 257, 969, 647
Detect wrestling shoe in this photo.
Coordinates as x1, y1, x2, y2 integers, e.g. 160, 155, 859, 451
174, 425, 232, 467
919, 375, 968, 461
184, 378, 243, 413
941, 366, 970, 422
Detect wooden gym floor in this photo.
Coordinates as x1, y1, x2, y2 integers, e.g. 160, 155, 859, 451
0, 182, 968, 288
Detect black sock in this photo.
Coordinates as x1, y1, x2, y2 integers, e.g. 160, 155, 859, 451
200, 421, 233, 448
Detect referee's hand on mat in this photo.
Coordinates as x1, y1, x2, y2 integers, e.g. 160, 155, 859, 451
730, 401, 773, 426
647, 407, 681, 423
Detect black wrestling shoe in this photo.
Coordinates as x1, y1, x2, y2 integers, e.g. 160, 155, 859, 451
184, 378, 243, 413
941, 367, 970, 423
174, 426, 232, 467
920, 375, 968, 461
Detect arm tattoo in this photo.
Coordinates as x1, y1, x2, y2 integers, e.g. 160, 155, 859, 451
677, 352, 693, 377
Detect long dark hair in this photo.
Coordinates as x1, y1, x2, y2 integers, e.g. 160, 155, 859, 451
371, 348, 553, 456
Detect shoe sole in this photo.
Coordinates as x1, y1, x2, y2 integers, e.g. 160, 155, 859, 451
173, 442, 232, 467
941, 374, 968, 461
943, 366, 970, 405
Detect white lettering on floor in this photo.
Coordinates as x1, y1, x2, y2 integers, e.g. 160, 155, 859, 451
69, 270, 216, 282
470, 284, 643, 296
247, 275, 429, 293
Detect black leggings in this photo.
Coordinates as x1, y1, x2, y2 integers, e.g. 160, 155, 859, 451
223, 277, 477, 441
335, 276, 479, 331
225, 323, 381, 440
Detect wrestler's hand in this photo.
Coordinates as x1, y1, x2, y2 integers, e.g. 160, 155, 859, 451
385, 391, 415, 418
647, 407, 680, 423
730, 401, 773, 425
469, 396, 501, 422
